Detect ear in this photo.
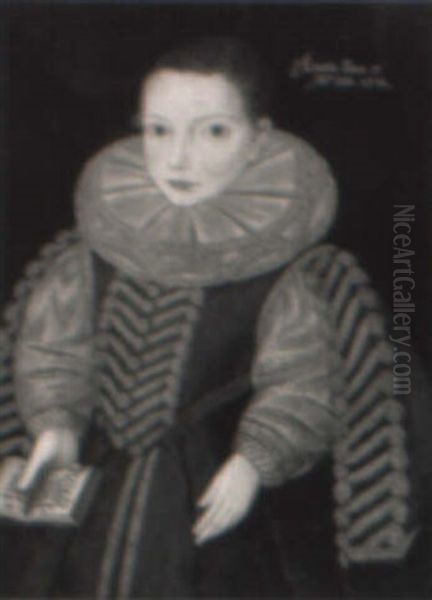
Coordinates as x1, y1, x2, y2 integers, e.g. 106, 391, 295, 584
248, 117, 273, 163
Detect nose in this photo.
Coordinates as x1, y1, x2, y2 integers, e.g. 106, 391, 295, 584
168, 132, 191, 170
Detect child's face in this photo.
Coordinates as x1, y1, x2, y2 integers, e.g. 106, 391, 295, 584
140, 69, 263, 206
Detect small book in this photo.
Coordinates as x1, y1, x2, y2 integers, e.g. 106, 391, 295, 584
0, 456, 100, 527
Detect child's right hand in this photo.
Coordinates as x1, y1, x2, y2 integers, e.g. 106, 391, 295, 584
16, 428, 80, 493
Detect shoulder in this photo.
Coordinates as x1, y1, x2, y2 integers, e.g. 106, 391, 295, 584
261, 243, 387, 347
3, 232, 94, 343
270, 243, 373, 300
18, 234, 93, 319
261, 246, 334, 313
37, 234, 91, 286
256, 251, 333, 344
255, 243, 373, 339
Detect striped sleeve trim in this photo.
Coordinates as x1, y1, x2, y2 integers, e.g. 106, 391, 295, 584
26, 407, 88, 437
235, 422, 310, 487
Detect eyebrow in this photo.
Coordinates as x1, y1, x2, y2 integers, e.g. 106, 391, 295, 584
142, 115, 171, 123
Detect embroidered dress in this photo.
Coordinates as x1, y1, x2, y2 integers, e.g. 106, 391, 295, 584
8, 129, 345, 597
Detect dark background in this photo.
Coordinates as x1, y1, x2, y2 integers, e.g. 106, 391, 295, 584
1, 2, 431, 368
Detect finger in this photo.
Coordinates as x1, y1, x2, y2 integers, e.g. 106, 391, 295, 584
194, 495, 226, 537
197, 477, 221, 508
16, 453, 51, 493
197, 471, 228, 508
194, 501, 222, 538
193, 496, 231, 544
196, 506, 240, 545
16, 433, 58, 490
196, 490, 257, 545
195, 467, 241, 538
195, 476, 231, 530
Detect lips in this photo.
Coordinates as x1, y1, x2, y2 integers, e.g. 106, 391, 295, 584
167, 179, 197, 192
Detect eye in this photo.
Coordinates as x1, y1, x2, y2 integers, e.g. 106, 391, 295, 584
207, 123, 231, 139
144, 123, 170, 137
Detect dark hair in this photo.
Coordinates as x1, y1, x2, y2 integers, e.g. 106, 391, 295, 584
144, 37, 271, 121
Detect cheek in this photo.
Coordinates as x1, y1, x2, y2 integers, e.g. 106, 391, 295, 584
143, 140, 167, 173
197, 138, 252, 178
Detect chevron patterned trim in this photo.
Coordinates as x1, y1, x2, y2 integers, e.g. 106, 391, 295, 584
299, 245, 416, 567
0, 229, 81, 457
95, 270, 202, 456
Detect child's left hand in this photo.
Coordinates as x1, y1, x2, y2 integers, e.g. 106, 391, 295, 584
193, 453, 260, 545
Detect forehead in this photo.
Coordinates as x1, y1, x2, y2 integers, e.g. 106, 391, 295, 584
141, 69, 247, 120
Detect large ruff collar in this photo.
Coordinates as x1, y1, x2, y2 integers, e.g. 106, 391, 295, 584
75, 129, 337, 286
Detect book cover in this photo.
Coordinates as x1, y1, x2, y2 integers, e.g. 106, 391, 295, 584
0, 456, 100, 527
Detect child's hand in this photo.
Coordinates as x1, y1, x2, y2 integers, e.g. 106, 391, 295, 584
193, 453, 260, 545
16, 428, 80, 493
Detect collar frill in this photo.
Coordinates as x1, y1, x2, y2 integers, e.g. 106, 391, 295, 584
75, 129, 337, 287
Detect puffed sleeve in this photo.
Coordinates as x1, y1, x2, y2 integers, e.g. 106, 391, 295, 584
13, 241, 96, 437
234, 264, 342, 487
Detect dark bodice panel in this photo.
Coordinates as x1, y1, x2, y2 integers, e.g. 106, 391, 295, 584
180, 266, 284, 406
92, 251, 283, 462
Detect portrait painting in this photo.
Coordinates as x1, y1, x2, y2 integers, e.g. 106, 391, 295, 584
0, 2, 431, 598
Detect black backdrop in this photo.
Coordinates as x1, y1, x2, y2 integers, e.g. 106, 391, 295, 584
1, 2, 432, 367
